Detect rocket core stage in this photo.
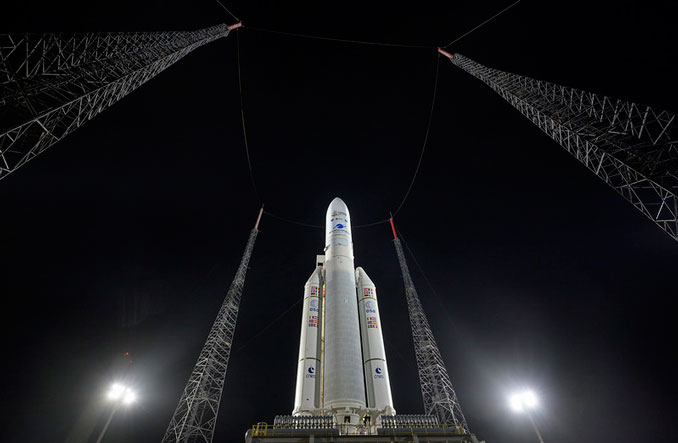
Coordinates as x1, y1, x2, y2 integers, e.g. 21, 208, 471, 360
292, 198, 395, 429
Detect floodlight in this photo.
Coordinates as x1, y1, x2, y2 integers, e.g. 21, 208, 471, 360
107, 383, 126, 400
509, 390, 538, 412
508, 389, 545, 443
106, 383, 137, 406
122, 390, 137, 405
522, 390, 537, 408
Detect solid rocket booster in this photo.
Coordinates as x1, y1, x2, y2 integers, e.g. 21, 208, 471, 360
293, 266, 322, 415
356, 267, 395, 415
323, 198, 366, 412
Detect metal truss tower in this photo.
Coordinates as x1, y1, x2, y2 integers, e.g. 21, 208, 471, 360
162, 208, 263, 443
440, 51, 678, 242
0, 24, 236, 181
389, 220, 469, 433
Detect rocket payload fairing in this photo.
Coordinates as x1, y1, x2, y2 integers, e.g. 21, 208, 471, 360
292, 198, 395, 426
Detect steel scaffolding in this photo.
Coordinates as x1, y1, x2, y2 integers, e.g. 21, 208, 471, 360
391, 226, 469, 432
162, 209, 262, 443
442, 51, 678, 241
0, 24, 232, 180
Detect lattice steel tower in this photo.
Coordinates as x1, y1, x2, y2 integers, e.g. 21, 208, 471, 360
0, 24, 236, 181
439, 50, 678, 242
163, 208, 262, 443
389, 219, 469, 432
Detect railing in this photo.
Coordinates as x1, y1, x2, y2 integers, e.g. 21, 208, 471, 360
250, 422, 338, 437
249, 422, 465, 437
378, 423, 465, 436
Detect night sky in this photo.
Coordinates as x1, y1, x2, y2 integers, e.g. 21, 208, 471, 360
2, 1, 677, 442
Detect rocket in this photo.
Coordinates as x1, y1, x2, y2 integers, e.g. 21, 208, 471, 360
293, 198, 395, 425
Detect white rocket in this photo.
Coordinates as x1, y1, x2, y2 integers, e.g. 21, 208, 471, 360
293, 198, 395, 425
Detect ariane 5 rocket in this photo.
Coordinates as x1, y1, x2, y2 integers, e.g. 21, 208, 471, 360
293, 197, 395, 426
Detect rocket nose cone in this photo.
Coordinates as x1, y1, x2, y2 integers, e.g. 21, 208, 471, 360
325, 197, 353, 250
330, 197, 346, 207
327, 197, 349, 215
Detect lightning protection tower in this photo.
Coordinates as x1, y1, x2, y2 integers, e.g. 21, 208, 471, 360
162, 208, 262, 443
389, 219, 470, 433
439, 50, 678, 242
0, 23, 238, 181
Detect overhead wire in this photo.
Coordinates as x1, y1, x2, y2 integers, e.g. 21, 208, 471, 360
242, 50, 441, 225
391, 53, 440, 217
232, 3, 518, 225
245, 25, 434, 49
396, 227, 460, 332
263, 210, 323, 229
241, 31, 441, 225
235, 30, 262, 205
354, 219, 390, 228
233, 296, 303, 353
215, 0, 240, 22
443, 0, 521, 48
263, 210, 389, 229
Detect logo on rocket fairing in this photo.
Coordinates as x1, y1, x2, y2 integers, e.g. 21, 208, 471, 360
306, 366, 316, 378
365, 300, 376, 314
374, 367, 384, 379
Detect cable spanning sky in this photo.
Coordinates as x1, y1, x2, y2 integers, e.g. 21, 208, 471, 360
1, 1, 677, 443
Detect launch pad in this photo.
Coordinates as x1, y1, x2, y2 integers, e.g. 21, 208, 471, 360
245, 430, 480, 443
244, 415, 481, 443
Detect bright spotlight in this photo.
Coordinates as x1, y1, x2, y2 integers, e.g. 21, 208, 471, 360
522, 390, 537, 408
508, 389, 545, 442
509, 393, 524, 412
122, 390, 137, 405
107, 383, 137, 406
107, 383, 126, 400
509, 390, 538, 413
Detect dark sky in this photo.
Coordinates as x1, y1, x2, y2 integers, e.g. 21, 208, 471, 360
2, 1, 677, 442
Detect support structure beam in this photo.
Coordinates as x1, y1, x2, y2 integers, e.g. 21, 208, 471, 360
162, 209, 261, 443
391, 220, 469, 432
0, 24, 234, 181
440, 51, 678, 242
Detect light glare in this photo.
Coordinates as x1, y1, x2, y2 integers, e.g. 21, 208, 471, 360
509, 394, 524, 412
523, 390, 537, 408
107, 383, 137, 405
509, 390, 538, 412
122, 390, 137, 404
107, 383, 125, 400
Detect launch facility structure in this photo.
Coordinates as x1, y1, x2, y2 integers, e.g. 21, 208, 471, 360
6, 19, 674, 443
244, 198, 481, 442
